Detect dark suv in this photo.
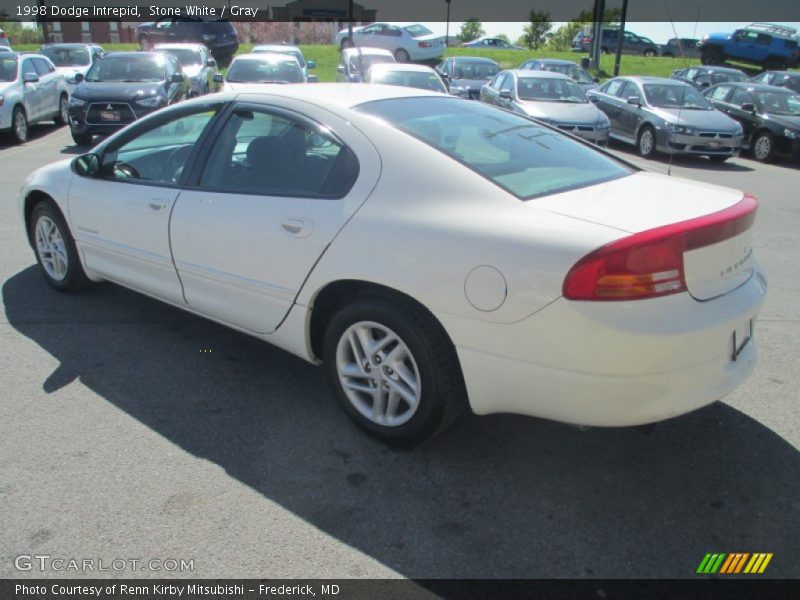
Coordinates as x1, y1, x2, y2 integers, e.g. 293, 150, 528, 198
660, 38, 700, 58
698, 23, 799, 69
572, 27, 660, 56
136, 17, 239, 67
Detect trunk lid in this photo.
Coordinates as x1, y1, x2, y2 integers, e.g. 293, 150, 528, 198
536, 171, 757, 301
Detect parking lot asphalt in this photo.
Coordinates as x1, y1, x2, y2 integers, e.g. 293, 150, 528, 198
0, 124, 798, 580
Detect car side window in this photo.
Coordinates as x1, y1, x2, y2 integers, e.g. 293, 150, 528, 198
619, 81, 641, 102
199, 107, 359, 199
100, 108, 218, 185
709, 85, 733, 101
603, 79, 625, 97
20, 58, 37, 79
32, 58, 52, 76
730, 88, 755, 108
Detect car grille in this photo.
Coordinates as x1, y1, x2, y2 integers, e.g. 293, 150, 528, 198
86, 102, 137, 126
557, 124, 595, 133
698, 132, 734, 139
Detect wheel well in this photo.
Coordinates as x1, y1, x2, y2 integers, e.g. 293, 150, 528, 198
636, 122, 654, 139
308, 279, 454, 362
24, 191, 59, 246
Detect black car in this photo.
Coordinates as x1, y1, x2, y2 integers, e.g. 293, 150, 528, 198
671, 66, 748, 90
750, 70, 800, 94
136, 17, 239, 67
704, 81, 800, 161
660, 38, 701, 58
435, 56, 500, 99
68, 52, 190, 146
572, 27, 660, 56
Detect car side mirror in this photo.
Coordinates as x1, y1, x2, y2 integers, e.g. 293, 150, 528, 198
73, 153, 100, 176
171, 73, 184, 83
23, 72, 39, 84
73, 72, 84, 83
740, 103, 755, 113
337, 65, 345, 73
307, 75, 319, 83
307, 60, 316, 69
627, 96, 641, 106
499, 89, 513, 100
206, 58, 216, 67
588, 94, 599, 103
213, 73, 223, 83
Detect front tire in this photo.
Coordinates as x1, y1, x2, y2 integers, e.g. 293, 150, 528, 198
752, 131, 775, 162
323, 294, 465, 445
637, 125, 657, 158
10, 106, 28, 144
53, 93, 68, 125
71, 130, 92, 146
30, 202, 91, 292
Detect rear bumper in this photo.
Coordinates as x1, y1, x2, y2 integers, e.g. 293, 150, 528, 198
442, 267, 767, 427
408, 45, 445, 61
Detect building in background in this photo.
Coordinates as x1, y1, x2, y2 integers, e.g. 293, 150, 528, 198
42, 21, 137, 44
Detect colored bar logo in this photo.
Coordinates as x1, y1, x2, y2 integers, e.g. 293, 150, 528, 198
697, 553, 773, 574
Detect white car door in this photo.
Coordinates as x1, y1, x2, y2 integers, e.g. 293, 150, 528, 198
68, 104, 221, 304
18, 57, 42, 120
170, 98, 380, 334
32, 57, 58, 117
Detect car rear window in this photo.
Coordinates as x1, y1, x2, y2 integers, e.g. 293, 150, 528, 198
356, 97, 632, 200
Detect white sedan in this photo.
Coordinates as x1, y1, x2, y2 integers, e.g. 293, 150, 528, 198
364, 63, 448, 93
19, 85, 766, 444
335, 23, 445, 62
217, 53, 306, 91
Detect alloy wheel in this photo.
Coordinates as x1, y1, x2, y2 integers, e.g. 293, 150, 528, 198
754, 134, 772, 161
14, 109, 27, 142
335, 321, 422, 427
34, 216, 69, 281
639, 128, 654, 156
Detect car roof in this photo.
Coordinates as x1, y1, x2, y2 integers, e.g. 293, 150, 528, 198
623, 76, 688, 85
104, 51, 163, 58
509, 69, 572, 79
764, 70, 800, 77
695, 66, 744, 74
368, 63, 436, 73
232, 52, 300, 64
253, 44, 301, 52
196, 83, 446, 110
451, 56, 497, 64
153, 43, 205, 50
528, 59, 577, 66
342, 47, 394, 58
726, 81, 796, 92
42, 43, 96, 48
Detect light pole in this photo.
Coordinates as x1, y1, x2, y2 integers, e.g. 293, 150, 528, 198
445, 0, 451, 47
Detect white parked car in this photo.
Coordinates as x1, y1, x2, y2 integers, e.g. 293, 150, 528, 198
253, 44, 317, 82
364, 63, 448, 93
18, 86, 766, 444
218, 53, 305, 91
1, 52, 69, 144
335, 22, 445, 62
40, 43, 105, 88
337, 47, 395, 83
153, 43, 219, 96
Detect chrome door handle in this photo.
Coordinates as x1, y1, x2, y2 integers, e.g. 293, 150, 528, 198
149, 201, 168, 212
280, 218, 313, 238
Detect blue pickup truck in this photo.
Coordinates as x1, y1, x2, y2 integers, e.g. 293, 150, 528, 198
698, 23, 799, 70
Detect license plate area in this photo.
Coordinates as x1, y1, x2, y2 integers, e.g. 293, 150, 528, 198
732, 319, 754, 361
100, 110, 120, 122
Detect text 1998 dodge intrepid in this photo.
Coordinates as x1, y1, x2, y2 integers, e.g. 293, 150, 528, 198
19, 85, 767, 444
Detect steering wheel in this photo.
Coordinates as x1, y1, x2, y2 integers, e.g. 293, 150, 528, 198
165, 145, 193, 183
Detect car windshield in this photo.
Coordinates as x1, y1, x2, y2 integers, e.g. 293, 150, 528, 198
541, 64, 594, 85
255, 47, 305, 67
226, 58, 303, 83
41, 46, 91, 67
356, 97, 631, 200
712, 72, 746, 84
517, 77, 588, 103
453, 62, 499, 80
0, 57, 17, 82
369, 69, 446, 92
349, 54, 394, 72
161, 48, 202, 66
643, 84, 712, 109
404, 24, 433, 38
85, 55, 165, 82
754, 90, 800, 116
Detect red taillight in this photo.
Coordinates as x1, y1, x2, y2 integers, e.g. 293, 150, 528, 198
0, 31, 7, 39
419, 41, 432, 48
563, 194, 757, 301
582, 37, 591, 43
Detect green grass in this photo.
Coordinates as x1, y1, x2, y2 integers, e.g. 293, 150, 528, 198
14, 42, 796, 83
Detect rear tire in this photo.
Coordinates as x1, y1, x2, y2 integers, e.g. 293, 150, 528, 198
323, 293, 466, 446
701, 46, 723, 65
53, 93, 68, 126
395, 48, 410, 63
763, 57, 785, 70
644, 49, 657, 57
637, 125, 657, 158
71, 130, 92, 146
29, 201, 91, 293
340, 38, 353, 50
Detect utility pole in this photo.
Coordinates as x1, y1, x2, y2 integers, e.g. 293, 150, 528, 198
590, 0, 605, 72
445, 0, 451, 47
347, 0, 353, 47
613, 0, 629, 76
